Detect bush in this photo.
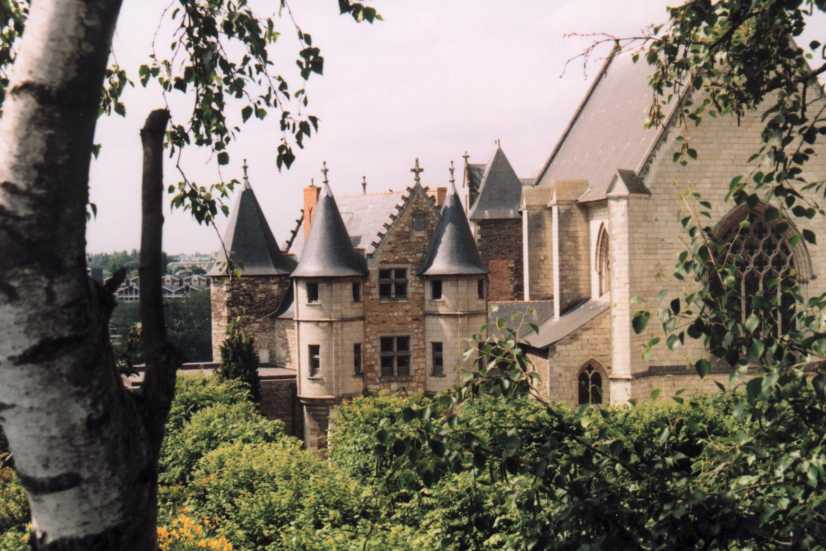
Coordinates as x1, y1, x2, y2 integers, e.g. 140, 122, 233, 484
157, 510, 233, 551
186, 442, 365, 550
218, 322, 261, 403
166, 375, 251, 434
0, 468, 27, 535
160, 401, 285, 485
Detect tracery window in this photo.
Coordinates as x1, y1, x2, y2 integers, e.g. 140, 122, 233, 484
596, 224, 610, 296
578, 361, 603, 405
715, 205, 808, 334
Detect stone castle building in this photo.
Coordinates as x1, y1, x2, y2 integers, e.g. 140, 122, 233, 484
210, 49, 826, 448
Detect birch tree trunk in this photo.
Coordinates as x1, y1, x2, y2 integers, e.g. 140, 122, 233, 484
0, 2, 173, 549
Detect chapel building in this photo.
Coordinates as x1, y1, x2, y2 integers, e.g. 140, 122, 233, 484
209, 48, 826, 448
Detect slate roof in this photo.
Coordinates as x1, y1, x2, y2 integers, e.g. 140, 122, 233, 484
525, 297, 609, 348
289, 190, 404, 258
291, 181, 368, 278
488, 300, 556, 337
469, 146, 523, 221
535, 49, 678, 202
209, 182, 295, 276
419, 182, 486, 277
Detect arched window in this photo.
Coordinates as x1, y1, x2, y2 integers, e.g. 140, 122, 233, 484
596, 224, 610, 296
715, 204, 812, 334
578, 361, 603, 405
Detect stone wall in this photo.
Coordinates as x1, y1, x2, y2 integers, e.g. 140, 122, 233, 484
476, 219, 523, 301
525, 206, 554, 300
210, 275, 290, 363
259, 375, 302, 437
363, 186, 440, 394
555, 202, 590, 312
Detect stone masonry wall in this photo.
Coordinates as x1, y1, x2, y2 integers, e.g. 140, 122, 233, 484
363, 186, 440, 394
210, 275, 291, 364
259, 376, 302, 438
526, 207, 554, 300
544, 309, 612, 405
556, 203, 590, 312
476, 219, 523, 301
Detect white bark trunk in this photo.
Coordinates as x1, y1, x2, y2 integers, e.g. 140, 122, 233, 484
0, 1, 139, 548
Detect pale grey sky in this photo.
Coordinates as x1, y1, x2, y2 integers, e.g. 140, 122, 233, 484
85, 1, 694, 253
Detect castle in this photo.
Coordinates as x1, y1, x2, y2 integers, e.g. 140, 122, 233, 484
209, 49, 826, 448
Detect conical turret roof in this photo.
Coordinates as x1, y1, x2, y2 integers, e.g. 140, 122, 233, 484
420, 179, 486, 277
209, 180, 295, 276
468, 145, 522, 221
292, 180, 367, 278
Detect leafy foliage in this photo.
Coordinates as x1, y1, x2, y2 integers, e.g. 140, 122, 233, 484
160, 401, 284, 485
218, 320, 261, 403
165, 374, 252, 434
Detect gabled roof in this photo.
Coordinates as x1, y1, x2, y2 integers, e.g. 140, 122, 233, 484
289, 190, 405, 258
420, 181, 486, 276
209, 182, 295, 276
291, 181, 367, 278
469, 146, 523, 221
535, 49, 678, 202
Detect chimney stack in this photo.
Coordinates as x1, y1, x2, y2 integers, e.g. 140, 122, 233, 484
303, 178, 320, 239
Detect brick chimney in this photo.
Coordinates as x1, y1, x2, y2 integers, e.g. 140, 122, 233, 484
303, 181, 320, 239
428, 186, 448, 207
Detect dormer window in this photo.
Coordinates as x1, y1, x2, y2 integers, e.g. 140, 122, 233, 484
307, 282, 319, 303
379, 268, 407, 299
430, 279, 443, 300
412, 211, 427, 232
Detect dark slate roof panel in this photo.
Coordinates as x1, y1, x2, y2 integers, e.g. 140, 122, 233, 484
468, 147, 523, 221
420, 183, 486, 276
291, 182, 368, 278
208, 184, 295, 276
535, 50, 678, 202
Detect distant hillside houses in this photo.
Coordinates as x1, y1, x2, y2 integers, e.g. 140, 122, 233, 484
108, 270, 209, 303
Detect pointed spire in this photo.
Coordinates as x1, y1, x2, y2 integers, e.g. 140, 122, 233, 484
448, 160, 456, 189
362, 175, 367, 195
410, 158, 423, 186
242, 159, 251, 190
468, 145, 522, 221
292, 166, 367, 278
321, 161, 330, 186
209, 179, 295, 276
419, 166, 486, 277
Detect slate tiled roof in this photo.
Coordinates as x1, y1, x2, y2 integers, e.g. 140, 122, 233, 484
523, 297, 610, 348
535, 49, 678, 202
289, 190, 404, 258
468, 146, 523, 221
419, 182, 486, 277
209, 182, 295, 276
291, 181, 368, 278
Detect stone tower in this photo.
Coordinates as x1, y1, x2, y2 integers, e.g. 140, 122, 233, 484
291, 166, 368, 450
420, 164, 488, 392
209, 164, 296, 364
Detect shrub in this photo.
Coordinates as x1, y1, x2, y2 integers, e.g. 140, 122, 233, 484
160, 401, 285, 485
0, 468, 27, 535
186, 442, 365, 550
218, 321, 261, 403
166, 374, 251, 434
0, 530, 26, 551
157, 510, 233, 551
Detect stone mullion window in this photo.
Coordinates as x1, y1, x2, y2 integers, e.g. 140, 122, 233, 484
380, 336, 411, 378
379, 268, 408, 299
578, 362, 603, 405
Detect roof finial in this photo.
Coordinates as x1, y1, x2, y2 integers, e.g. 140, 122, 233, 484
362, 175, 367, 195
411, 158, 423, 186
448, 160, 456, 187
242, 158, 250, 189
495, 138, 501, 148
321, 161, 330, 186
462, 151, 470, 166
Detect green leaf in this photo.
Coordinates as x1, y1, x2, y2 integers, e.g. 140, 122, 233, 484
632, 310, 650, 334
803, 229, 816, 244
217, 152, 229, 166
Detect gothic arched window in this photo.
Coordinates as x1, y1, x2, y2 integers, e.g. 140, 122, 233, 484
715, 204, 812, 335
578, 361, 603, 405
595, 224, 610, 296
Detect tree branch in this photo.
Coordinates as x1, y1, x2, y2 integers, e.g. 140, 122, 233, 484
139, 108, 178, 456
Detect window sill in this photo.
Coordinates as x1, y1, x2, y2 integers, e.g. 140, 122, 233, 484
307, 376, 324, 381
378, 298, 408, 303
379, 376, 413, 382
306, 302, 322, 307
430, 373, 446, 378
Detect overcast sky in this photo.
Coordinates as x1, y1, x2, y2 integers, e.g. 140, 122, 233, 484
85, 1, 698, 253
